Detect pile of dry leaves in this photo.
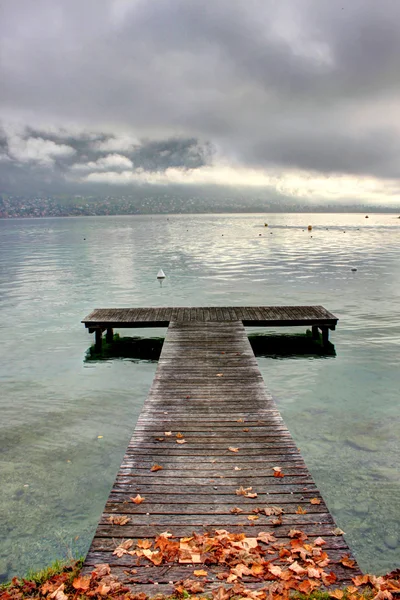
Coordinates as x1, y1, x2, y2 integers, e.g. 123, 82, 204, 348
1, 529, 399, 600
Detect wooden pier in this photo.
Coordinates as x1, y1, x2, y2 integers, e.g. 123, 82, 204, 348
82, 307, 361, 594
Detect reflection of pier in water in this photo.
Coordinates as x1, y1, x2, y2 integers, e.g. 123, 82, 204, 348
81, 306, 361, 593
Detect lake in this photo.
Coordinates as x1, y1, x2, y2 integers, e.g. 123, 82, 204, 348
0, 212, 399, 580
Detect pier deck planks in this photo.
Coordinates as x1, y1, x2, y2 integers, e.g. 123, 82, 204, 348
83, 319, 359, 593
82, 305, 338, 329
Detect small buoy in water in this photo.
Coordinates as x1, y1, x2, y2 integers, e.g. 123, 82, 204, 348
351, 268, 357, 272
157, 269, 166, 279
365, 215, 369, 218
264, 223, 268, 227
308, 225, 312, 231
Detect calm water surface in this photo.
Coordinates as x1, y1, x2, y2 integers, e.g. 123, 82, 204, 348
0, 213, 399, 579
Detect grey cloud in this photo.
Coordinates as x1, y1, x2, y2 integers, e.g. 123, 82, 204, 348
1, 0, 400, 192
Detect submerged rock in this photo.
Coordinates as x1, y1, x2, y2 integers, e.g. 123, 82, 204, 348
384, 533, 399, 550
345, 435, 379, 452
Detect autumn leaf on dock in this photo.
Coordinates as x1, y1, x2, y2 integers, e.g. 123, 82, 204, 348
131, 494, 145, 504
151, 464, 163, 471
108, 515, 130, 525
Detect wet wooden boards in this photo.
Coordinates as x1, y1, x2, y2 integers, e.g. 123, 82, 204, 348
83, 320, 359, 594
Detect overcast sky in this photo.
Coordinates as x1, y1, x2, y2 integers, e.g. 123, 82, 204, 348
1, 0, 400, 205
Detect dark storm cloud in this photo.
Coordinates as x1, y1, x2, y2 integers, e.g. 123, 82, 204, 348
1, 0, 400, 191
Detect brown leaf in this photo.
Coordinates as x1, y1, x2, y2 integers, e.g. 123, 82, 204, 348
332, 527, 345, 536
72, 576, 91, 591
247, 515, 259, 521
234, 466, 242, 471
236, 486, 252, 496
108, 515, 130, 525
270, 515, 283, 526
269, 564, 283, 577
230, 507, 243, 514
257, 531, 277, 544
352, 574, 370, 587
142, 548, 163, 565
113, 539, 134, 557
289, 561, 307, 575
340, 554, 356, 568
237, 418, 244, 423
314, 537, 326, 546
137, 539, 152, 549
288, 529, 306, 538
330, 590, 344, 599
151, 464, 163, 472
131, 494, 145, 504
273, 471, 285, 478
49, 584, 68, 600
176, 439, 187, 444
296, 506, 307, 514
176, 432, 184, 439
310, 498, 321, 505
228, 447, 239, 452
164, 431, 172, 436
216, 373, 224, 377
243, 428, 249, 432
193, 570, 208, 577
264, 506, 284, 516
246, 492, 258, 498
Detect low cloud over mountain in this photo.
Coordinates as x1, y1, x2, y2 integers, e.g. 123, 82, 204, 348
1, 0, 400, 206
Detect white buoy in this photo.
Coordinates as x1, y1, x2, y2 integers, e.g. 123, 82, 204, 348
157, 269, 166, 279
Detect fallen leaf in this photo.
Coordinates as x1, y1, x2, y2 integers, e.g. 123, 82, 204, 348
156, 437, 165, 441
131, 494, 145, 504
273, 471, 285, 478
236, 486, 252, 496
310, 498, 321, 505
248, 515, 259, 521
237, 418, 244, 423
272, 466, 281, 472
270, 515, 283, 526
314, 537, 326, 546
113, 539, 134, 557
193, 570, 208, 577
49, 584, 68, 600
352, 574, 370, 587
269, 565, 283, 577
176, 432, 184, 439
165, 432, 172, 436
332, 527, 345, 536
228, 447, 239, 452
142, 548, 163, 565
296, 506, 307, 514
340, 555, 356, 568
137, 539, 152, 549
330, 590, 344, 599
243, 428, 249, 432
289, 561, 307, 575
257, 532, 277, 544
230, 507, 243, 514
234, 466, 242, 471
246, 492, 258, 498
72, 576, 91, 591
151, 464, 163, 472
216, 373, 224, 377
288, 529, 306, 538
264, 506, 284, 516
176, 439, 187, 444
108, 515, 130, 525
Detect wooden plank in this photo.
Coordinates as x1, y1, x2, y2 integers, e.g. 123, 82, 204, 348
83, 317, 356, 593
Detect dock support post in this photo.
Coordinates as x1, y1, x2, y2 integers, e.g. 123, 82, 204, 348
106, 328, 114, 344
312, 325, 320, 340
321, 326, 329, 347
95, 329, 103, 352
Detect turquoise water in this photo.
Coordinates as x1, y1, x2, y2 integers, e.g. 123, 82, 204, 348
0, 213, 399, 579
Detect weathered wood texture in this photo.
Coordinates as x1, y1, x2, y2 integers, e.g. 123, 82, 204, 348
83, 320, 358, 593
82, 305, 338, 329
